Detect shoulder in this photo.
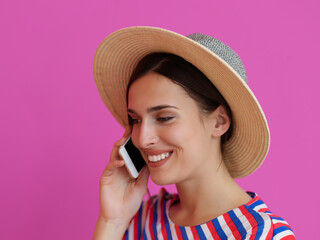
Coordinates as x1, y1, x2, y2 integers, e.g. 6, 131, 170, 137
244, 192, 295, 239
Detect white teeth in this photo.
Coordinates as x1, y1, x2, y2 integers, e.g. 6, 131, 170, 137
148, 152, 171, 162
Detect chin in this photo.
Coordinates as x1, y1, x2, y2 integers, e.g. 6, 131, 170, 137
150, 172, 176, 186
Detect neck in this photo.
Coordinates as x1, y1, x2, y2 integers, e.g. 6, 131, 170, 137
170, 157, 251, 226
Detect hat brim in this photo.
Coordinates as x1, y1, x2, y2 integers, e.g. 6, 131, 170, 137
93, 26, 270, 178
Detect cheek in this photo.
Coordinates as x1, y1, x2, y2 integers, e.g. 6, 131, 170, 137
161, 123, 197, 147
173, 122, 210, 154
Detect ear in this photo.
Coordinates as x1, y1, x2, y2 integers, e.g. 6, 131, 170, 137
210, 106, 231, 137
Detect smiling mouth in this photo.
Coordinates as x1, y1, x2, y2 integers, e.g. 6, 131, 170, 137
147, 152, 173, 162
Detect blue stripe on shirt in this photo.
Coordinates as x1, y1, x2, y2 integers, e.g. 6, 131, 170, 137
274, 226, 293, 236
195, 225, 206, 239
142, 230, 148, 240
137, 205, 143, 239
247, 208, 264, 240
270, 216, 286, 221
228, 210, 247, 238
153, 200, 158, 240
212, 218, 228, 239
249, 200, 265, 209
124, 229, 128, 240
179, 226, 189, 240
162, 199, 173, 240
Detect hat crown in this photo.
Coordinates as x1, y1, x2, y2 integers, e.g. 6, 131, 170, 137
187, 33, 248, 84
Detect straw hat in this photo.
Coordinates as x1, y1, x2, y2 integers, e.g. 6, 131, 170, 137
93, 26, 270, 178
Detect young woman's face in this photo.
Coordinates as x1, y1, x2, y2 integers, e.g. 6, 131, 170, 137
127, 72, 220, 185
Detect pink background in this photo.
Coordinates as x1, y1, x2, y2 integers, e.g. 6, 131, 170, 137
0, 0, 319, 239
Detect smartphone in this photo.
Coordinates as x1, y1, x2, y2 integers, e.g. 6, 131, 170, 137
119, 137, 146, 178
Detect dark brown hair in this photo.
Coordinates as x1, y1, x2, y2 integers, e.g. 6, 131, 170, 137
126, 52, 233, 150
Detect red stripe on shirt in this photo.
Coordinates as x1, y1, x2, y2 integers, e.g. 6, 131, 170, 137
133, 209, 139, 240
160, 194, 168, 240
258, 208, 270, 213
206, 221, 221, 240
148, 203, 155, 240
174, 225, 183, 239
279, 235, 295, 240
239, 206, 258, 240
190, 226, 200, 240
223, 213, 242, 239
169, 195, 183, 240
246, 195, 261, 206
274, 222, 291, 229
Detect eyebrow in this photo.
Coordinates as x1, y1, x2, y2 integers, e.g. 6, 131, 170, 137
127, 105, 179, 114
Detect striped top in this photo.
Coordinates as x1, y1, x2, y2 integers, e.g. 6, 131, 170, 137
123, 188, 294, 240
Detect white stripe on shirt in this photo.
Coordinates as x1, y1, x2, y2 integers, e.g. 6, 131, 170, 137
217, 215, 236, 240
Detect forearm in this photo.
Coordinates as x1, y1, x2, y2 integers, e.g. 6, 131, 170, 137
93, 216, 128, 240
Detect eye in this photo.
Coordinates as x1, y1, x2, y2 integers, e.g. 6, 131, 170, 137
128, 115, 141, 125
131, 118, 141, 125
157, 116, 174, 122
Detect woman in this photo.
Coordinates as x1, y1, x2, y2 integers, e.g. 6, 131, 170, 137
93, 27, 294, 239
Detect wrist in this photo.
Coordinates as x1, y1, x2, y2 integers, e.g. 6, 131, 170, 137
100, 215, 129, 229
93, 216, 129, 240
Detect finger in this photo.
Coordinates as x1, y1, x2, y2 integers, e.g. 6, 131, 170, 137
103, 160, 125, 177
110, 126, 133, 161
115, 136, 127, 147
110, 137, 127, 162
106, 159, 125, 170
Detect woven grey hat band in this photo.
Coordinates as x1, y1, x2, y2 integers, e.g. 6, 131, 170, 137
187, 33, 248, 84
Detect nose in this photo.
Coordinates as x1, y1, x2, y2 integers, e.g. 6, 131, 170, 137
136, 119, 159, 149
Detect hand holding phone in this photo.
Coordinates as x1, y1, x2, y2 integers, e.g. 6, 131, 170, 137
94, 134, 149, 239
119, 137, 146, 178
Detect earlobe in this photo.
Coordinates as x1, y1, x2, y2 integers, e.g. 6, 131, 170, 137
211, 106, 231, 137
